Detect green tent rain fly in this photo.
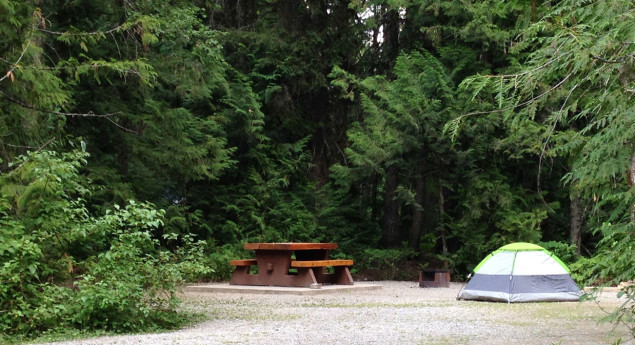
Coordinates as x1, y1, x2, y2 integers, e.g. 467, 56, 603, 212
458, 242, 583, 303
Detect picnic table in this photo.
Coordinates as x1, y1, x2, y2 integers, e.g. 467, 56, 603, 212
229, 242, 354, 288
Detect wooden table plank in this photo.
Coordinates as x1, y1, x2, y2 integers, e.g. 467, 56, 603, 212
243, 243, 338, 250
229, 259, 258, 266
230, 242, 354, 287
291, 259, 354, 267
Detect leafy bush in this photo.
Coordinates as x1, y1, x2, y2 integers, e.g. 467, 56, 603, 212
69, 229, 184, 332
571, 222, 634, 341
353, 247, 418, 280
0, 148, 209, 340
539, 241, 578, 266
569, 256, 603, 286
172, 235, 218, 282
205, 243, 246, 281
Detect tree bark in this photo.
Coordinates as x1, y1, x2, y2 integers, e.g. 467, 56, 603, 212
630, 155, 635, 222
380, 164, 401, 247
277, 0, 303, 32
569, 192, 582, 255
438, 178, 448, 261
382, 9, 400, 71
307, 87, 331, 187
368, 173, 380, 223
408, 159, 425, 250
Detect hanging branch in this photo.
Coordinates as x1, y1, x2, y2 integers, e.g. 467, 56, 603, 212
0, 91, 137, 134
589, 53, 633, 64
535, 80, 580, 212
5, 137, 56, 176
0, 27, 35, 84
444, 70, 575, 141
484, 49, 572, 79
37, 24, 124, 36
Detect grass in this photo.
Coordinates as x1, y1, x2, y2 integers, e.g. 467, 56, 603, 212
421, 336, 471, 345
297, 301, 454, 308
2, 329, 108, 345
10, 310, 207, 345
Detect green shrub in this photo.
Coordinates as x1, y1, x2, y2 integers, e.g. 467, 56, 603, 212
539, 241, 578, 266
0, 148, 207, 340
202, 243, 248, 280
569, 256, 603, 286
69, 232, 182, 332
172, 235, 216, 282
353, 247, 418, 280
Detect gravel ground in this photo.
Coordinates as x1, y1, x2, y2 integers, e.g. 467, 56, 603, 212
38, 281, 632, 345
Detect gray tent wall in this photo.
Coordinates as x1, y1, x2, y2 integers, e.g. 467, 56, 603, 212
458, 243, 582, 303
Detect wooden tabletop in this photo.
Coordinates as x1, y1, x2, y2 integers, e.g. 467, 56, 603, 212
244, 242, 338, 250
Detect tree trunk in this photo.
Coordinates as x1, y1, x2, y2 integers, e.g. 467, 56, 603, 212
569, 192, 582, 255
382, 9, 400, 71
380, 165, 401, 247
438, 177, 448, 268
408, 159, 425, 250
368, 173, 380, 223
307, 87, 331, 187
277, 0, 302, 32
117, 143, 129, 176
630, 155, 635, 222
222, 0, 257, 28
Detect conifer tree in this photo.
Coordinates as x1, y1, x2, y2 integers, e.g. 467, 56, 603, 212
448, 0, 634, 281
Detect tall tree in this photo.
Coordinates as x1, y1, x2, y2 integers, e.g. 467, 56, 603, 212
329, 0, 554, 264
448, 0, 634, 280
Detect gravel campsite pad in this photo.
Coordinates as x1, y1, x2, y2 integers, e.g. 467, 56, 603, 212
40, 281, 631, 345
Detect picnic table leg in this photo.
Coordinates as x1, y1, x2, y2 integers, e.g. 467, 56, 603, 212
294, 249, 329, 286
334, 266, 354, 285
293, 268, 319, 288
313, 266, 354, 285
255, 250, 293, 286
229, 266, 253, 285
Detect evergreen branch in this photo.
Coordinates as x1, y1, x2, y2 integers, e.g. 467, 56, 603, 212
335, 141, 349, 167
2, 143, 38, 149
446, 69, 576, 142
0, 62, 115, 71
539, 81, 579, 174
0, 91, 137, 134
0, 28, 35, 83
37, 24, 124, 36
453, 70, 576, 126
104, 116, 137, 134
112, 32, 123, 59
0, 91, 117, 117
1, 58, 153, 85
0, 57, 16, 66
589, 53, 634, 64
6, 137, 56, 176
483, 50, 572, 80
537, 81, 579, 211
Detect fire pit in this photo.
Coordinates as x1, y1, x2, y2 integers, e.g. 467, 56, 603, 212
419, 268, 450, 288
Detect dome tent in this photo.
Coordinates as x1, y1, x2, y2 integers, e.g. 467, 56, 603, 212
458, 242, 582, 303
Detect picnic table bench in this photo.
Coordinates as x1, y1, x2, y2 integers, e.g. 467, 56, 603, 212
229, 243, 354, 288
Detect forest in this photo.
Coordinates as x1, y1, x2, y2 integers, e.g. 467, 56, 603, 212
0, 0, 633, 341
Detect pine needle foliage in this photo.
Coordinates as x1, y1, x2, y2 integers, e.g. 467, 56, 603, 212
446, 0, 634, 335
